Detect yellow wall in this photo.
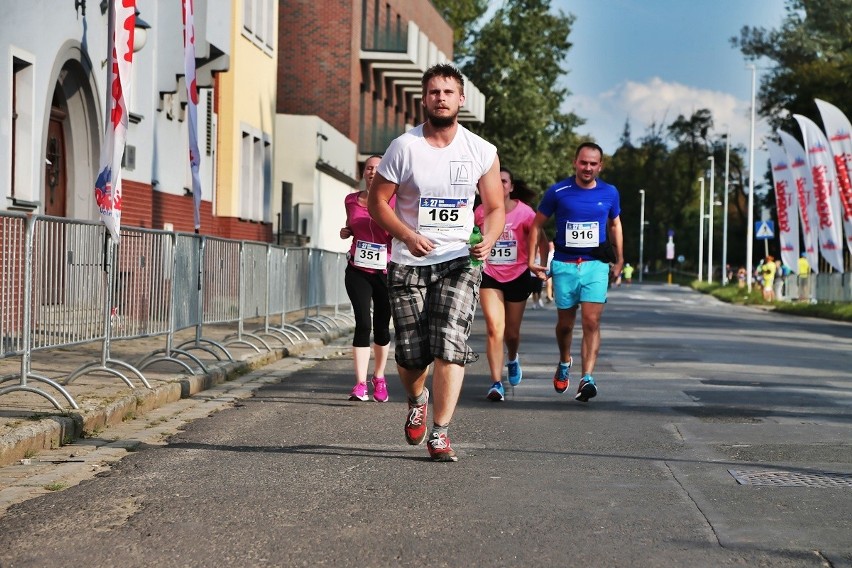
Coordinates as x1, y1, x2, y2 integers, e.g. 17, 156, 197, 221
216, 1, 278, 218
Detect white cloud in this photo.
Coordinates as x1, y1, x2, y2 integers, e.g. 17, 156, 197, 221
567, 77, 771, 159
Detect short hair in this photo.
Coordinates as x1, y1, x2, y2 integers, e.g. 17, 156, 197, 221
365, 154, 382, 163
421, 63, 465, 94
575, 141, 604, 159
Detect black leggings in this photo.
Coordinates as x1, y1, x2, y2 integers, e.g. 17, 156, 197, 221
344, 265, 392, 348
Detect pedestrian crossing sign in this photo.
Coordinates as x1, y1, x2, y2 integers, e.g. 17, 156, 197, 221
755, 220, 775, 240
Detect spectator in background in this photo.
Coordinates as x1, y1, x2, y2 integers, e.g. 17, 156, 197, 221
797, 253, 811, 301
622, 262, 634, 285
761, 255, 776, 301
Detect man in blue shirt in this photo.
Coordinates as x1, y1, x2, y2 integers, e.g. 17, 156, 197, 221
528, 142, 624, 402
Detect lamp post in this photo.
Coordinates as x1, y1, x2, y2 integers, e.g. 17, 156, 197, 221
639, 189, 645, 283
746, 64, 757, 289
722, 130, 731, 284
707, 156, 715, 283
698, 177, 705, 282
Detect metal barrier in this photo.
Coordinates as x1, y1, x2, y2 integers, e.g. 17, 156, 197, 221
257, 246, 309, 345
0, 214, 78, 409
0, 213, 361, 412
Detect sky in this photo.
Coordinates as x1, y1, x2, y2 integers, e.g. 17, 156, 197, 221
551, 0, 788, 164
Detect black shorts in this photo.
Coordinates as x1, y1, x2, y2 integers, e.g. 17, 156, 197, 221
529, 273, 543, 294
481, 271, 532, 303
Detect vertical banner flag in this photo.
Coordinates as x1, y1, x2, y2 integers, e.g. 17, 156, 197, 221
95, 0, 136, 243
183, 0, 202, 230
793, 114, 845, 272
765, 140, 799, 271
778, 130, 820, 274
814, 98, 852, 256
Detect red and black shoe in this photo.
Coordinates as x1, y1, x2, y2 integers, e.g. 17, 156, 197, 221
427, 431, 458, 462
404, 388, 429, 445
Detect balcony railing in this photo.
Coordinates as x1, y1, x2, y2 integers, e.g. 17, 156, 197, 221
361, 0, 408, 53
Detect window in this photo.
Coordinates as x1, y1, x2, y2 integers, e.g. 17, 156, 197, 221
242, 0, 275, 52
12, 56, 34, 199
239, 127, 271, 223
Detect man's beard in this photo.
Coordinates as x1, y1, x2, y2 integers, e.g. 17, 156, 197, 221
426, 108, 457, 128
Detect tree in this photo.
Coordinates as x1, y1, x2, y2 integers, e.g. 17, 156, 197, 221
459, 0, 584, 193
731, 0, 852, 133
430, 0, 489, 63
604, 110, 754, 274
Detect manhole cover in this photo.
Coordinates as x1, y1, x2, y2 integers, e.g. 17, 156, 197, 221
728, 469, 852, 487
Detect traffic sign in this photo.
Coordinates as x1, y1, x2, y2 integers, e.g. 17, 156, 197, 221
755, 220, 775, 240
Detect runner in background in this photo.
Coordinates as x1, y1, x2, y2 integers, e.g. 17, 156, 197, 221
339, 155, 394, 402
475, 167, 548, 401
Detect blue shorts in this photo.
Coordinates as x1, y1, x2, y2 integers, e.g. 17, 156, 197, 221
551, 259, 610, 308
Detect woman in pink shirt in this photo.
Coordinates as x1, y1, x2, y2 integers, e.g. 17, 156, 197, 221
474, 167, 548, 401
340, 155, 394, 402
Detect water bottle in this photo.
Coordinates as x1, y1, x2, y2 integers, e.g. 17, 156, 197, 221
469, 225, 483, 267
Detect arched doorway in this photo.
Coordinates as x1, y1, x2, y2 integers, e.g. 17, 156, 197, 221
44, 93, 68, 218
46, 54, 102, 221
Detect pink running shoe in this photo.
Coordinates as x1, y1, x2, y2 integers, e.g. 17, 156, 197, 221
349, 382, 368, 401
404, 388, 429, 445
372, 376, 389, 403
427, 432, 458, 462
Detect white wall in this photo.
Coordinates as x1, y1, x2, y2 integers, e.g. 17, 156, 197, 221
274, 114, 357, 252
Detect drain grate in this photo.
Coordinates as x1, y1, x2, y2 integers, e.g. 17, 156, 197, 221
729, 469, 852, 487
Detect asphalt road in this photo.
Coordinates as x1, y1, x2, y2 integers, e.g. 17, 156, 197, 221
0, 284, 850, 567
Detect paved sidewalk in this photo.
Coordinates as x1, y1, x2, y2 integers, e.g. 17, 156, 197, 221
0, 321, 353, 468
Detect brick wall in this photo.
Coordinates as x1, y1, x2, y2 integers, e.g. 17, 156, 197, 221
277, 0, 359, 139
277, 0, 453, 149
122, 179, 272, 242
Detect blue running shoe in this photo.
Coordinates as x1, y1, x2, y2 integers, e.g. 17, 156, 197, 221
575, 375, 597, 402
487, 381, 505, 402
507, 357, 523, 386
553, 358, 572, 393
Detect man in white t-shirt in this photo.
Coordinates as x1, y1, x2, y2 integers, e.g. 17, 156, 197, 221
369, 63, 504, 462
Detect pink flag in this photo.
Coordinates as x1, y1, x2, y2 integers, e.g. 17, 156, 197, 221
95, 0, 135, 243
183, 0, 202, 231
765, 139, 799, 271
778, 130, 819, 274
793, 114, 845, 272
814, 98, 852, 256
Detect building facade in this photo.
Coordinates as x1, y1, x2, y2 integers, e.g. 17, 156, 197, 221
2, 1, 483, 250
273, 0, 485, 250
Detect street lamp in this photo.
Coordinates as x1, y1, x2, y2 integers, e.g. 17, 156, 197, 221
698, 177, 705, 282
722, 130, 731, 284
745, 64, 757, 289
639, 189, 645, 283
707, 156, 715, 283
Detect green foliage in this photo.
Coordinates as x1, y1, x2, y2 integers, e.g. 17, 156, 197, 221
731, 0, 852, 134
693, 281, 852, 321
703, 282, 768, 305
604, 112, 753, 273
772, 301, 852, 322
458, 0, 584, 194
430, 0, 488, 62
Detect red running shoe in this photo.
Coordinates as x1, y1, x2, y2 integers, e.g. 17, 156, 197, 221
553, 357, 572, 393
404, 388, 429, 445
427, 432, 458, 462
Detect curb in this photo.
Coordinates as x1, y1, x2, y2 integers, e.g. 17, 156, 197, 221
0, 329, 349, 468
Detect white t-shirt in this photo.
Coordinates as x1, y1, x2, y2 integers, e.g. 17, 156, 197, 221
378, 123, 498, 266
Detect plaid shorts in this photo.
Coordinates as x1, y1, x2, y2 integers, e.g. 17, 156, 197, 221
388, 257, 483, 369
